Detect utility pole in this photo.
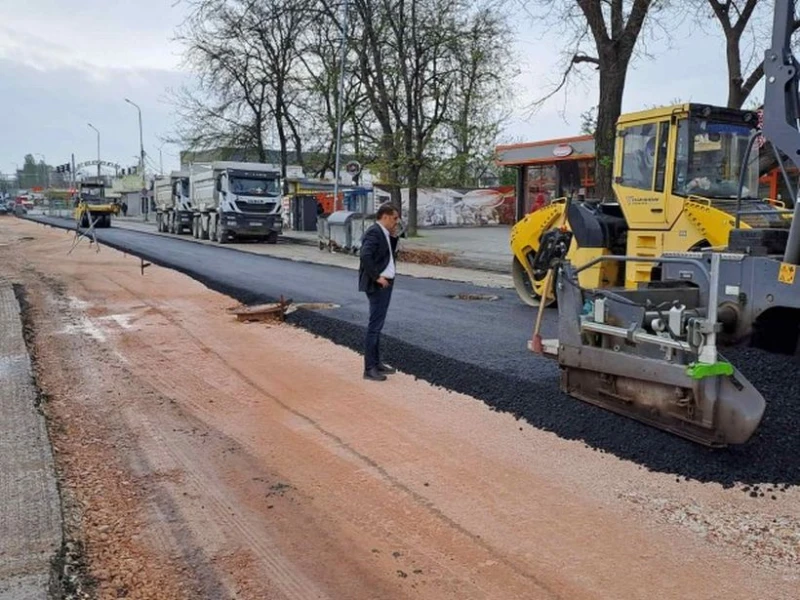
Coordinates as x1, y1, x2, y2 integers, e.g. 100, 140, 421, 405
87, 123, 101, 180
125, 98, 147, 221
332, 0, 350, 213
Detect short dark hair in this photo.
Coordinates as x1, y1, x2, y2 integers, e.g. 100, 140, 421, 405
376, 203, 399, 219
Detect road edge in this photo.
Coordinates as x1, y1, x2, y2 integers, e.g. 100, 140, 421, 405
0, 281, 63, 600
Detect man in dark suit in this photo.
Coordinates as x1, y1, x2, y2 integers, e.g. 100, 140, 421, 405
359, 203, 401, 381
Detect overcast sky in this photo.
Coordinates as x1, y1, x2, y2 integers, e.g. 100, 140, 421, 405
0, 1, 760, 179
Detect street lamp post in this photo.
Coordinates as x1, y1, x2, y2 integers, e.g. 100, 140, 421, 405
87, 123, 101, 180
332, 0, 350, 213
124, 98, 147, 221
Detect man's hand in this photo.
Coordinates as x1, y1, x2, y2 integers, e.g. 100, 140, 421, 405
377, 276, 390, 288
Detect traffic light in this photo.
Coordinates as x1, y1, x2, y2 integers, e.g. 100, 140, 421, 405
55, 163, 71, 174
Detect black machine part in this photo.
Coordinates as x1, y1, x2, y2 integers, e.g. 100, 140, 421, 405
566, 202, 628, 250
532, 229, 573, 280
727, 228, 790, 255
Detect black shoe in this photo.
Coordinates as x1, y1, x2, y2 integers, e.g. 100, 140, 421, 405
377, 363, 396, 374
363, 367, 387, 381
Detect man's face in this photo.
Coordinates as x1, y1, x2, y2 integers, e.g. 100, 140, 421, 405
381, 211, 400, 234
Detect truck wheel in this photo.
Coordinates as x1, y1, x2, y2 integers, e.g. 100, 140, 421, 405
512, 256, 555, 307
213, 218, 223, 243
266, 231, 278, 245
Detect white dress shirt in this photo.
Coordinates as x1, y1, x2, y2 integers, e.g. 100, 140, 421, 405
377, 223, 396, 279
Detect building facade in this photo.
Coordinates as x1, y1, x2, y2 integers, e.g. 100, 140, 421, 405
495, 135, 596, 222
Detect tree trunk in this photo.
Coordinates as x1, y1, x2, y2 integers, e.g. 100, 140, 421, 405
594, 62, 627, 201
725, 31, 746, 109
256, 114, 267, 163
275, 111, 289, 194
285, 115, 304, 169
380, 132, 402, 215
407, 166, 420, 237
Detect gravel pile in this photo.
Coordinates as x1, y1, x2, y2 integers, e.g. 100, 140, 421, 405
621, 491, 800, 568
27, 215, 800, 489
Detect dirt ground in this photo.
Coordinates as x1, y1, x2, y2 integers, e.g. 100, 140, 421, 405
2, 217, 799, 600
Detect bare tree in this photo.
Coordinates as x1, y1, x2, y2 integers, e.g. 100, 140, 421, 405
528, 0, 667, 200
438, 5, 516, 186
705, 0, 767, 109
295, 3, 374, 178
698, 1, 800, 110
175, 0, 514, 223
243, 0, 314, 182
174, 0, 312, 185
353, 0, 510, 234
172, 1, 272, 161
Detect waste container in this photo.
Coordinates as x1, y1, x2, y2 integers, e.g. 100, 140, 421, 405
317, 214, 330, 250
350, 213, 374, 254
327, 210, 359, 251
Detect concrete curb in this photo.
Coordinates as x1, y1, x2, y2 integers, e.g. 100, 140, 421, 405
106, 215, 509, 274
30, 213, 512, 277
0, 281, 62, 600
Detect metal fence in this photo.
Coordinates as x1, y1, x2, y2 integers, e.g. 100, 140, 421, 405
46, 200, 73, 219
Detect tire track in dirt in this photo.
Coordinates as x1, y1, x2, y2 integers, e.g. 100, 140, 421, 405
100, 273, 562, 599
129, 408, 331, 600
52, 273, 335, 599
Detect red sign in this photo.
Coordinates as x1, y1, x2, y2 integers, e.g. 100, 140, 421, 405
32, 186, 43, 192
552, 144, 574, 157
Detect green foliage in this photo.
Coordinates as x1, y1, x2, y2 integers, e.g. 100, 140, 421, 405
16, 154, 49, 190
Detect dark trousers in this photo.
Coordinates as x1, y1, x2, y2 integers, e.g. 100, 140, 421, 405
364, 283, 393, 371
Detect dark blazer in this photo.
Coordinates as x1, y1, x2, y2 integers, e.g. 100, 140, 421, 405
359, 223, 398, 293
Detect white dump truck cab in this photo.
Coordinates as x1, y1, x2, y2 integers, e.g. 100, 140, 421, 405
210, 162, 283, 243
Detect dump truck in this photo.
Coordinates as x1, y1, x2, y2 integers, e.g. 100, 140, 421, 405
188, 161, 283, 244
154, 171, 192, 234
534, 0, 800, 447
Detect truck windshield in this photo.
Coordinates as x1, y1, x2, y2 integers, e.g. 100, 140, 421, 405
673, 118, 759, 199
180, 180, 190, 197
230, 177, 280, 196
